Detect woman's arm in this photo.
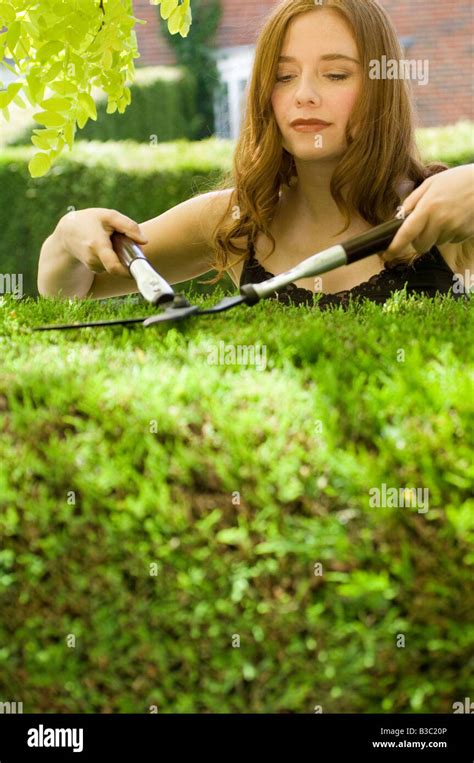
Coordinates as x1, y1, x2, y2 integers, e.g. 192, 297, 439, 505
37, 189, 235, 300
86, 189, 234, 300
38, 231, 96, 299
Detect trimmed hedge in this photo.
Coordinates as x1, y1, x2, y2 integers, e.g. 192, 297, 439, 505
0, 291, 472, 712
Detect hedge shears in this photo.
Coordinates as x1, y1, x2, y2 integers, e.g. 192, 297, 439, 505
33, 213, 408, 331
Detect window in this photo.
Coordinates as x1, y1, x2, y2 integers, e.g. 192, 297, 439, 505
213, 46, 255, 139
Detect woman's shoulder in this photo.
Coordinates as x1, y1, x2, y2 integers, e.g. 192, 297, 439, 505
194, 187, 239, 247
199, 187, 236, 219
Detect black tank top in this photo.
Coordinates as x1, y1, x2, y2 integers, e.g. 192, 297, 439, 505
239, 238, 461, 309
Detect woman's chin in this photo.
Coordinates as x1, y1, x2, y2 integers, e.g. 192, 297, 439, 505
283, 135, 346, 161
290, 145, 344, 162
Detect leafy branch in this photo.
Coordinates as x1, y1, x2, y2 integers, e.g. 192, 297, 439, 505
0, 0, 194, 177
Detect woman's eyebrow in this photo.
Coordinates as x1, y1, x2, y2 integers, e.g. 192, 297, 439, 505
278, 53, 360, 64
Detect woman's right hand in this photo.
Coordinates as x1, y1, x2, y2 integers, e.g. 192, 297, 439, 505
56, 207, 149, 279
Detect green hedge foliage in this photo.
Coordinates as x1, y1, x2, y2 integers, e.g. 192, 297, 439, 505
0, 291, 472, 712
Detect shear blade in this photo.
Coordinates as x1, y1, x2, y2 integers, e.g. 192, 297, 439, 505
143, 304, 201, 326
199, 295, 248, 314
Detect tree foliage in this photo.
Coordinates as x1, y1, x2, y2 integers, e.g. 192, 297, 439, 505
158, 0, 221, 139
0, 0, 193, 177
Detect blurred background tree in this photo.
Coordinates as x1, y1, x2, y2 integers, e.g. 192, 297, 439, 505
156, 0, 222, 139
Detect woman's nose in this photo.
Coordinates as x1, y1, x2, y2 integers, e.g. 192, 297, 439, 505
295, 80, 322, 105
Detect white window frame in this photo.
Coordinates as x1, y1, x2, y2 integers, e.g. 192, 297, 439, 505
213, 45, 255, 139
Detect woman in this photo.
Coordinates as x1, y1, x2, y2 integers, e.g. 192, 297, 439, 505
37, 0, 474, 306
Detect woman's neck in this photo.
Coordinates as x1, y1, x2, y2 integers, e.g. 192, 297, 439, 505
284, 178, 368, 234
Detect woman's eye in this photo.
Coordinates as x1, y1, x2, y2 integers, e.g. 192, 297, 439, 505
276, 73, 350, 83
326, 73, 349, 81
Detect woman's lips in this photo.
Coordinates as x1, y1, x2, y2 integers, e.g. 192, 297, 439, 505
291, 123, 332, 132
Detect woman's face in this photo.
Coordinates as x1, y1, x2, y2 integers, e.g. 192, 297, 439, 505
271, 9, 362, 162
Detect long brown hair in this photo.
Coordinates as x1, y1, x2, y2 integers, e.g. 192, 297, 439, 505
200, 0, 454, 285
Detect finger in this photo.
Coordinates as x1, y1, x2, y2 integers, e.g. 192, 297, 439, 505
400, 178, 432, 213
96, 247, 131, 279
385, 209, 431, 257
105, 211, 148, 243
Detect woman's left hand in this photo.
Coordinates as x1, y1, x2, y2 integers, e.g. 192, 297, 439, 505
384, 163, 474, 262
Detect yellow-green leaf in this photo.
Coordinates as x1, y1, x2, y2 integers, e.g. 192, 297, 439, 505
31, 133, 53, 150
0, 3, 16, 24
64, 121, 75, 149
101, 48, 113, 70
76, 108, 89, 129
29, 152, 52, 178
22, 19, 39, 38
0, 91, 10, 110
50, 81, 77, 96
26, 72, 41, 101
33, 110, 66, 127
42, 61, 63, 83
40, 96, 72, 113
161, 0, 178, 21
36, 40, 64, 62
78, 92, 97, 120
179, 6, 192, 37
24, 88, 36, 108
0, 82, 22, 108
32, 127, 60, 139
168, 6, 183, 35
5, 20, 20, 54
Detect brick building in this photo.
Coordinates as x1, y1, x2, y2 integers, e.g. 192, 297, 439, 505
133, 0, 473, 136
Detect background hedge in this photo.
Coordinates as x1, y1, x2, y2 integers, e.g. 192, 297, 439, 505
1, 120, 473, 299
7, 66, 204, 147
0, 137, 234, 298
